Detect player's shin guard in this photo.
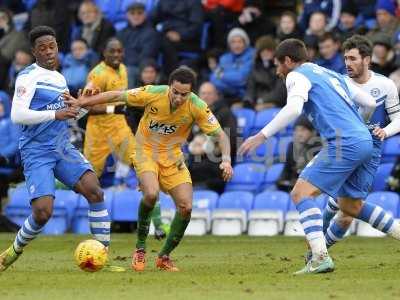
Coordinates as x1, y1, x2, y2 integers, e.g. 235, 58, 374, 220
13, 215, 44, 253
325, 220, 347, 248
88, 202, 111, 247
136, 200, 153, 249
296, 198, 328, 260
158, 212, 190, 257
323, 197, 339, 234
356, 202, 395, 235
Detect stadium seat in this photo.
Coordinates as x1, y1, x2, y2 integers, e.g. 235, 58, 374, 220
186, 190, 219, 235
284, 211, 304, 236
5, 186, 31, 226
356, 192, 399, 237
242, 137, 278, 164
372, 163, 394, 191
112, 189, 141, 222
211, 191, 253, 235
248, 191, 290, 236
382, 136, 400, 163
232, 108, 256, 138
275, 136, 293, 161
225, 163, 266, 192
42, 196, 68, 235
251, 108, 281, 135
260, 163, 284, 191
54, 190, 79, 229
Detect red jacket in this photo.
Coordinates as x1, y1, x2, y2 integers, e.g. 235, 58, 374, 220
202, 0, 245, 13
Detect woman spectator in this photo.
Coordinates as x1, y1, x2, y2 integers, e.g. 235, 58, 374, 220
244, 35, 286, 111
210, 27, 255, 106
276, 11, 303, 42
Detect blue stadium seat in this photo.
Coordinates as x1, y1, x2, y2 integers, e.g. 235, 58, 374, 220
42, 197, 68, 235
232, 108, 255, 138
159, 192, 176, 210
217, 191, 254, 212
193, 190, 219, 210
243, 137, 277, 164
253, 191, 290, 212
251, 108, 280, 135
225, 163, 266, 192
54, 190, 79, 229
5, 186, 31, 226
367, 192, 399, 217
112, 189, 141, 221
261, 163, 284, 190
382, 136, 400, 163
275, 136, 293, 160
372, 163, 395, 191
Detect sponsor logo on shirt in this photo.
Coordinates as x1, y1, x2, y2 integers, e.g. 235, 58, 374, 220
46, 101, 66, 110
148, 120, 177, 135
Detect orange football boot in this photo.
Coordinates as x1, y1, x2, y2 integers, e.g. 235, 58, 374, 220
155, 255, 179, 272
131, 248, 146, 272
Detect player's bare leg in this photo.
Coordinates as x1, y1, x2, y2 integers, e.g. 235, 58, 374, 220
156, 183, 192, 272
338, 197, 400, 239
291, 179, 334, 274
132, 171, 160, 271
0, 196, 53, 271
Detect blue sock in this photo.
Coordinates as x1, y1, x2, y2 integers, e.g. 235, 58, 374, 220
322, 197, 339, 234
296, 198, 327, 259
88, 202, 111, 247
357, 202, 394, 233
13, 215, 44, 253
325, 220, 347, 248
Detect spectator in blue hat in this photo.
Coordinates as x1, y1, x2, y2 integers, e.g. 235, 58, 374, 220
368, 0, 400, 42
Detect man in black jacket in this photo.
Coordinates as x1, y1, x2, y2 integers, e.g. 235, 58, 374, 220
118, 3, 160, 88
188, 82, 237, 193
151, 0, 203, 75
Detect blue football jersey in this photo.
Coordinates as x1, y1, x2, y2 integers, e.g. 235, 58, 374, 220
12, 63, 70, 150
288, 63, 370, 141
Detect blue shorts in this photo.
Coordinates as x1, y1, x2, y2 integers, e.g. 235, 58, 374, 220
300, 139, 377, 199
21, 144, 93, 200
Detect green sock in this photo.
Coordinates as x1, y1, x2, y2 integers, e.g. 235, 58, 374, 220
136, 200, 153, 250
151, 201, 163, 229
158, 212, 190, 256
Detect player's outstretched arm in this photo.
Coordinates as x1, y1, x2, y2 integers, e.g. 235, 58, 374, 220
238, 96, 304, 156
214, 129, 233, 182
64, 91, 125, 107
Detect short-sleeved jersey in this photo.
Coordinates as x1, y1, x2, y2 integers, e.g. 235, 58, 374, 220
348, 71, 400, 144
86, 62, 128, 128
289, 63, 371, 142
12, 63, 69, 150
123, 85, 221, 166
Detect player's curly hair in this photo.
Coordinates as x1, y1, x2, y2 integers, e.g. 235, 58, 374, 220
29, 26, 56, 47
275, 38, 308, 63
168, 66, 197, 89
342, 35, 372, 58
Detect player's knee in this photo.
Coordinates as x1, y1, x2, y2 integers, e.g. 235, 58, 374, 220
33, 206, 53, 225
143, 189, 159, 205
290, 188, 308, 203
177, 202, 192, 218
86, 186, 104, 203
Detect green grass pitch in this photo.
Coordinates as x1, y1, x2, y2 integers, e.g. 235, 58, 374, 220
1, 234, 400, 300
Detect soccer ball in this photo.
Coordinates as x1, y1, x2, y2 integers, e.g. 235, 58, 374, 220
74, 239, 108, 272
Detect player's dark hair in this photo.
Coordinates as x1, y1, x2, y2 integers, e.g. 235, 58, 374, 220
342, 35, 373, 58
168, 66, 197, 88
29, 26, 56, 47
104, 36, 123, 50
275, 38, 308, 63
